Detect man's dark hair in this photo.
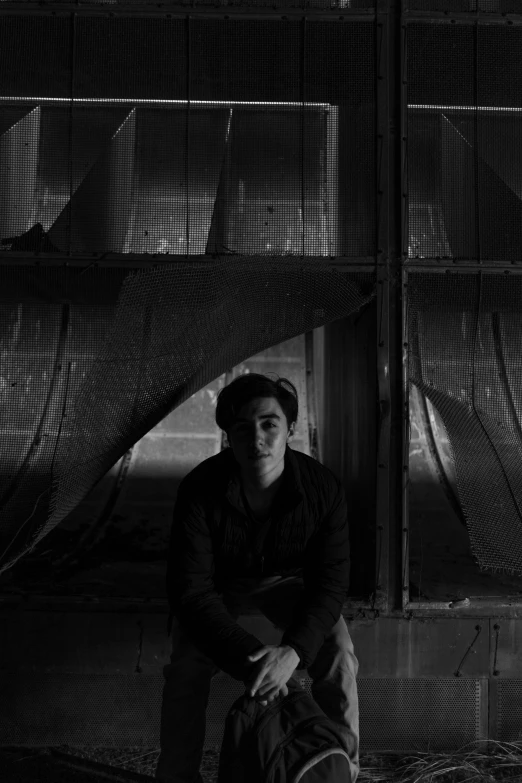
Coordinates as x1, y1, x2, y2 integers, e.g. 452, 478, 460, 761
215, 373, 299, 433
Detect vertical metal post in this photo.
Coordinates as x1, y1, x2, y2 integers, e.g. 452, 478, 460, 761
186, 15, 191, 259
375, 0, 404, 613
305, 331, 321, 464
401, 266, 410, 610
400, 9, 410, 611
68, 10, 76, 256
375, 2, 389, 613
397, 0, 409, 612
326, 106, 339, 258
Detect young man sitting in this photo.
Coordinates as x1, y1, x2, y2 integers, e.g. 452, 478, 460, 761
155, 373, 359, 783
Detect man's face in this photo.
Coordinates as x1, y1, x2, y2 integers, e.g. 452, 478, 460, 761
227, 396, 295, 480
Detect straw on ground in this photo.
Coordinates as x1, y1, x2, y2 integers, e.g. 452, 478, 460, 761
57, 739, 522, 782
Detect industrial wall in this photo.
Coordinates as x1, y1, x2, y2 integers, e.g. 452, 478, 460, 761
2, 0, 522, 758
0, 334, 313, 599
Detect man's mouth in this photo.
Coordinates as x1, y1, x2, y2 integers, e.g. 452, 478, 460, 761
250, 453, 268, 459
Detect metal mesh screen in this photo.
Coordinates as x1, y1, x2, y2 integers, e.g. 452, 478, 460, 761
0, 11, 376, 574
208, 675, 483, 752
408, 22, 522, 261
357, 678, 482, 753
0, 262, 375, 575
497, 680, 522, 742
0, 16, 375, 258
0, 267, 127, 554
0, 672, 483, 752
0, 673, 164, 747
408, 271, 522, 575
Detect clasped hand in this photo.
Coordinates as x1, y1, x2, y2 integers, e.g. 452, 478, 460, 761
244, 644, 300, 707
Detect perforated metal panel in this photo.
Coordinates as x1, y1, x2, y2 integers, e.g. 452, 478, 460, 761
0, 16, 376, 257
0, 673, 164, 747
0, 672, 485, 752
357, 678, 483, 753
408, 22, 522, 262
497, 680, 522, 742
207, 675, 483, 752
0, 10, 377, 576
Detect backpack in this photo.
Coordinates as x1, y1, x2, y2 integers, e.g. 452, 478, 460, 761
217, 675, 354, 783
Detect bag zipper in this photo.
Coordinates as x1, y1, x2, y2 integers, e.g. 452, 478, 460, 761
253, 691, 303, 735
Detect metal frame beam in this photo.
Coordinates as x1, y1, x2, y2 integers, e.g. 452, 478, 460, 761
0, 4, 374, 19
374, 0, 404, 613
0, 254, 377, 270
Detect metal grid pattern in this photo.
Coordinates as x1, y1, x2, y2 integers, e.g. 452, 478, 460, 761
408, 271, 522, 576
207, 676, 483, 752
356, 678, 482, 753
0, 16, 375, 258
0, 672, 483, 752
497, 680, 522, 742
0, 673, 164, 747
0, 9, 377, 575
407, 22, 522, 262
0, 263, 375, 575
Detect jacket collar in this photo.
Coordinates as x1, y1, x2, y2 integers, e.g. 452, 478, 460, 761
224, 446, 304, 516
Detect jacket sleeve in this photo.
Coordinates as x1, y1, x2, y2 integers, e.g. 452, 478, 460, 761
280, 478, 350, 669
166, 476, 264, 680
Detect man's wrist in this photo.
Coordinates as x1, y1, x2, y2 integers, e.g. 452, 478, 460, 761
282, 644, 301, 665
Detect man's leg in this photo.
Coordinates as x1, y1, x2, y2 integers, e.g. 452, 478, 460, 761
307, 615, 360, 783
253, 577, 360, 783
155, 618, 219, 783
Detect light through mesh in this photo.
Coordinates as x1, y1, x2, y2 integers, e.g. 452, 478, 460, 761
0, 261, 375, 574
0, 13, 376, 573
408, 272, 522, 576
0, 17, 375, 258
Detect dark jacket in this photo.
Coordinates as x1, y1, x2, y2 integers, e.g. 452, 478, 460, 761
166, 446, 350, 678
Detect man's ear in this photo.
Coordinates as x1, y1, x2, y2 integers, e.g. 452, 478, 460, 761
287, 422, 296, 440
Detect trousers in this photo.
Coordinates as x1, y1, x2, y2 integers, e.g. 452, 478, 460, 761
155, 575, 359, 783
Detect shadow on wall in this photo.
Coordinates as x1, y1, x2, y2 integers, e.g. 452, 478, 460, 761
0, 469, 188, 599
0, 469, 370, 602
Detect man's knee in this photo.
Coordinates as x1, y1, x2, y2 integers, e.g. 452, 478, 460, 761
328, 615, 355, 650
312, 615, 359, 679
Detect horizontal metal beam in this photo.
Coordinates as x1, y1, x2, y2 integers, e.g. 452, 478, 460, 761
0, 97, 331, 109
0, 253, 379, 269
406, 262, 522, 273
405, 601, 522, 618
405, 10, 522, 24
0, 592, 378, 614
0, 4, 376, 20
0, 593, 170, 613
